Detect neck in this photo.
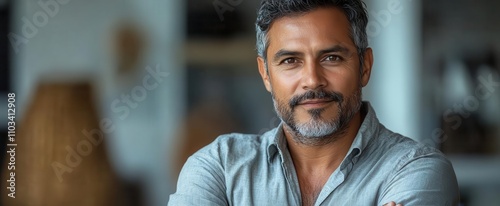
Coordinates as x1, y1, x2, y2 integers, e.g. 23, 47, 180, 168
284, 109, 365, 172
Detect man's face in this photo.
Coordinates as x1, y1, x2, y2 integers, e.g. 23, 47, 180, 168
257, 7, 373, 143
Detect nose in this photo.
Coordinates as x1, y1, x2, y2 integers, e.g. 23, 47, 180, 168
301, 61, 327, 90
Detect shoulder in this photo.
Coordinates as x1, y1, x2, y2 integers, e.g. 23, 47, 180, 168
373, 125, 450, 171
367, 126, 456, 186
188, 128, 276, 168
170, 129, 277, 205
373, 126, 460, 205
194, 129, 275, 156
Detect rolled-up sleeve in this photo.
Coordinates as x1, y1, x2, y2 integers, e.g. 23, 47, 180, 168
168, 146, 228, 206
378, 153, 460, 206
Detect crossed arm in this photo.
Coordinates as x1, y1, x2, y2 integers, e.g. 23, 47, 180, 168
378, 154, 460, 206
384, 201, 403, 206
169, 146, 460, 205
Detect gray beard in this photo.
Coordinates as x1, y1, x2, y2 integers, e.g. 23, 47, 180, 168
272, 89, 362, 146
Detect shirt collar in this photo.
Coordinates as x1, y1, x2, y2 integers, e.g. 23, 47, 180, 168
266, 101, 380, 164
266, 123, 287, 164
345, 101, 380, 163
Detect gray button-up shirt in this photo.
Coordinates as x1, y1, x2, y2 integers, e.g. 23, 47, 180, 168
169, 102, 460, 205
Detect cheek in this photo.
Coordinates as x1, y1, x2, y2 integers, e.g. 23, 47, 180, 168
269, 72, 301, 98
326, 63, 361, 88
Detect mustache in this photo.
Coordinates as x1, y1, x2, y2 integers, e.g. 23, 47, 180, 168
289, 90, 343, 108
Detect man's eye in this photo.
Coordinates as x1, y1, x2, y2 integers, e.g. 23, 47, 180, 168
281, 58, 298, 64
323, 55, 342, 62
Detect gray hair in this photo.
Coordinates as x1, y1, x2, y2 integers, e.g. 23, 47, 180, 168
255, 0, 369, 67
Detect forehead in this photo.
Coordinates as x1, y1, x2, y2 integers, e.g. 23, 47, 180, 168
266, 7, 354, 55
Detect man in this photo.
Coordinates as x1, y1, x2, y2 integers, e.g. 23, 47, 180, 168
169, 0, 460, 205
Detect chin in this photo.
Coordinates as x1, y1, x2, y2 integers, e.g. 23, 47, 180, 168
301, 107, 339, 121
295, 117, 339, 138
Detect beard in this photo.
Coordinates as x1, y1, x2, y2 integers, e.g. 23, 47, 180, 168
272, 88, 362, 146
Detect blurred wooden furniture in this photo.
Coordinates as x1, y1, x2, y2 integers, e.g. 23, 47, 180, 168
1, 82, 123, 206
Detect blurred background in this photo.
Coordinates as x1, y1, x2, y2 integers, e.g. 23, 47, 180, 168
0, 0, 499, 205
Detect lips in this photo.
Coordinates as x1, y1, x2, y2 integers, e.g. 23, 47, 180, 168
298, 99, 334, 105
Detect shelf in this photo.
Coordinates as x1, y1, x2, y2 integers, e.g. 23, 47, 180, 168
184, 37, 257, 68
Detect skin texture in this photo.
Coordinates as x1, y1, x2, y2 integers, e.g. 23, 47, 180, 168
257, 7, 379, 206
384, 201, 403, 206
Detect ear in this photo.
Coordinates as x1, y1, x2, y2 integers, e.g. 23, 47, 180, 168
257, 56, 272, 92
361, 48, 374, 87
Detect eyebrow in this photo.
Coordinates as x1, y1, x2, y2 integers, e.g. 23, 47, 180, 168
318, 45, 350, 56
272, 45, 350, 63
272, 50, 302, 63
